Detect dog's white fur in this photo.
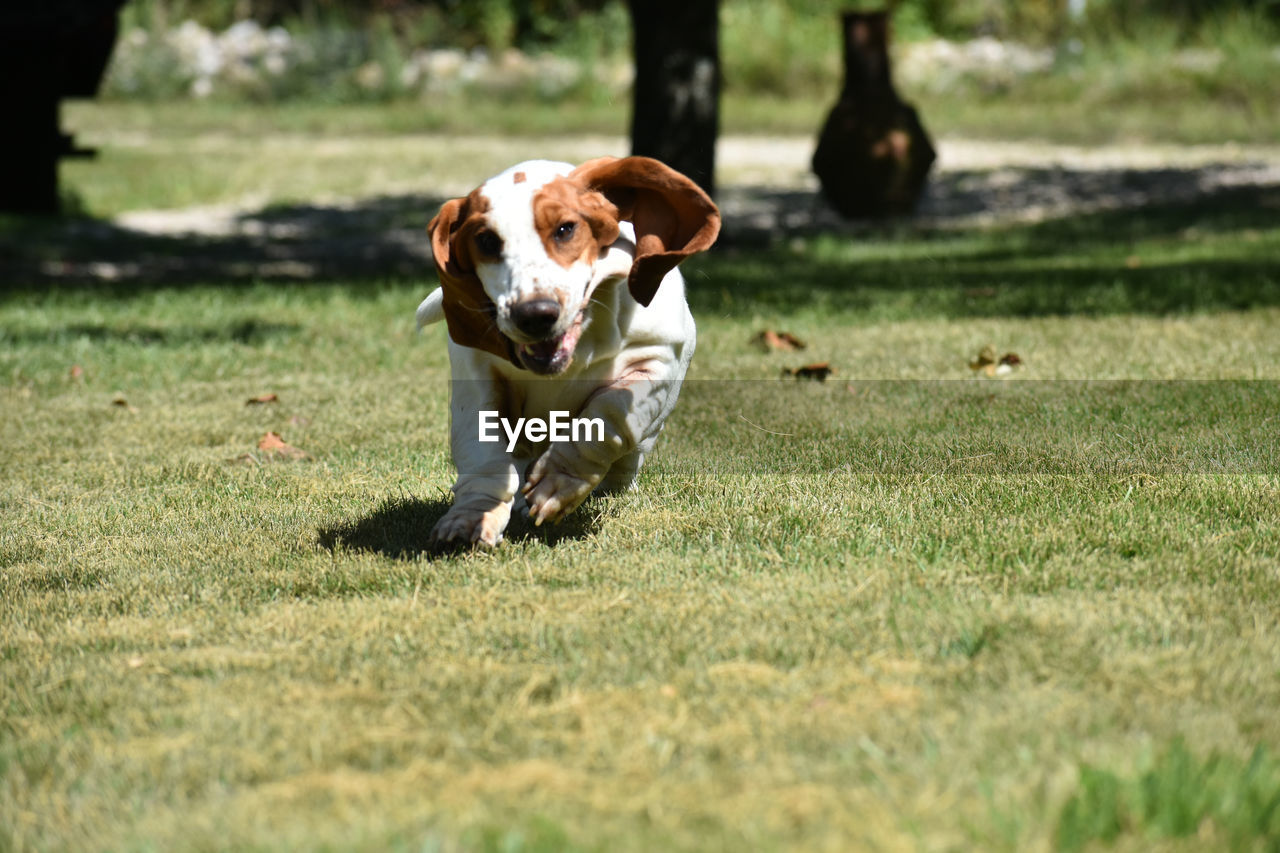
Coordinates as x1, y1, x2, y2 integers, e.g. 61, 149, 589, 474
418, 157, 719, 546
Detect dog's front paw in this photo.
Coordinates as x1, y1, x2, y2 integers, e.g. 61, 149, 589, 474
521, 452, 602, 526
430, 502, 511, 548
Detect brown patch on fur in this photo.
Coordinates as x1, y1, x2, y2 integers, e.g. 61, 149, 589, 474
427, 191, 516, 365
512, 171, 527, 184
531, 177, 621, 271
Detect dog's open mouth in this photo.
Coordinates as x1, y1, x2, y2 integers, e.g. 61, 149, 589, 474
514, 313, 584, 375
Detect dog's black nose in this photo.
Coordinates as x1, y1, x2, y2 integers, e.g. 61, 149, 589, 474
510, 298, 561, 339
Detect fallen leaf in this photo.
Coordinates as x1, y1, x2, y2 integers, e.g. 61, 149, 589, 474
968, 345, 998, 370
969, 345, 1023, 377
782, 362, 834, 381
258, 431, 310, 460
246, 393, 279, 405
1125, 255, 1142, 268
980, 354, 1024, 377
751, 329, 807, 351
69, 364, 84, 381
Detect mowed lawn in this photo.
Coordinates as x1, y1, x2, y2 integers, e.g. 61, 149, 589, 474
3, 109, 1280, 851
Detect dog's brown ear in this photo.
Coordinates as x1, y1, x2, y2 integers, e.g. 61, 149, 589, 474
428, 193, 515, 364
569, 156, 721, 307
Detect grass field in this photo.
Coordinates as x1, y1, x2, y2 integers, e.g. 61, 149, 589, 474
3, 96, 1280, 850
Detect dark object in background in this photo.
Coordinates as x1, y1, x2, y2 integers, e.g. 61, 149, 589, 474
627, 0, 720, 196
782, 362, 834, 381
0, 2, 127, 215
812, 10, 936, 219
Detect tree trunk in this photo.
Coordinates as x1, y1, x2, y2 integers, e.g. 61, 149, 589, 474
626, 0, 720, 195
812, 11, 936, 219
0, 2, 124, 215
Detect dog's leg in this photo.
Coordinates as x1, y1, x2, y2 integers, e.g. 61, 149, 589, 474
523, 373, 677, 525
431, 491, 513, 547
431, 379, 519, 548
596, 450, 645, 494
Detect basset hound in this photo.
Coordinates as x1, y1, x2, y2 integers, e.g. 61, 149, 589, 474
417, 156, 720, 547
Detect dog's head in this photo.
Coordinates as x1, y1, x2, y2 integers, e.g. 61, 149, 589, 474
428, 157, 720, 375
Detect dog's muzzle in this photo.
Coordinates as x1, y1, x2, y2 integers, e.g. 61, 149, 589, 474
511, 310, 584, 375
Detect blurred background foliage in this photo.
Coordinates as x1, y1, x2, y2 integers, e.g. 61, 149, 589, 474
119, 0, 1280, 47
97, 0, 1279, 141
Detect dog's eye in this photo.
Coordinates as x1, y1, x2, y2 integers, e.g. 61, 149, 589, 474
474, 230, 502, 258
554, 222, 577, 242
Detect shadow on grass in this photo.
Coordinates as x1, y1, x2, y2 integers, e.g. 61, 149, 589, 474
2, 319, 300, 347
3, 162, 1278, 319
4, 563, 107, 594
318, 494, 605, 559
700, 183, 1280, 318
0, 192, 440, 292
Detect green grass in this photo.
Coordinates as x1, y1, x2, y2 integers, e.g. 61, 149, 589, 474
5, 208, 1280, 850
1057, 742, 1280, 851
77, 57, 1280, 148
5, 94, 1280, 849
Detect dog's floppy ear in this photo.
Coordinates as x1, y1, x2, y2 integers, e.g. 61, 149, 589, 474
428, 192, 515, 364
569, 156, 721, 307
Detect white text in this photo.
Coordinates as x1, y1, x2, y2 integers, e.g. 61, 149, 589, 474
478, 410, 605, 452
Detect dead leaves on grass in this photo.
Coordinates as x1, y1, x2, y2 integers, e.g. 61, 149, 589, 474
752, 328, 842, 381
751, 329, 807, 352
74, 378, 310, 465
110, 393, 139, 414
782, 362, 835, 382
968, 344, 1024, 378
228, 392, 314, 465
228, 431, 311, 465
258, 431, 311, 460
